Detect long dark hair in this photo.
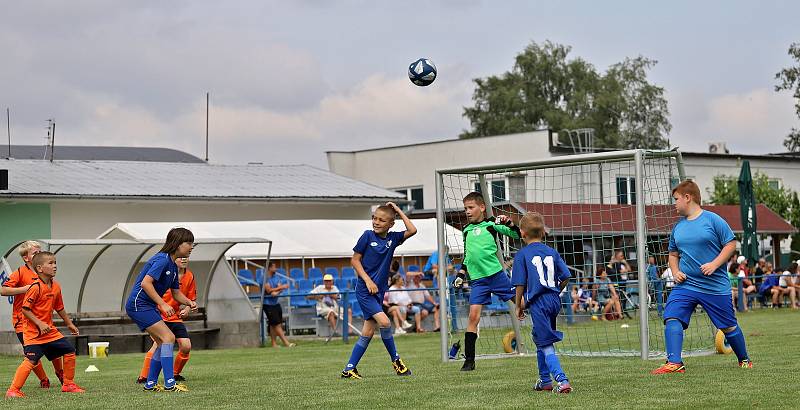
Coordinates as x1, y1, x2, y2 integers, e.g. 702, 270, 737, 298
159, 227, 194, 255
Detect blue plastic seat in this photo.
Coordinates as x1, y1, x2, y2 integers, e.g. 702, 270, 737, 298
324, 267, 339, 278
308, 267, 323, 281
289, 268, 305, 280
341, 267, 356, 279
407, 265, 420, 273
297, 279, 313, 293
255, 269, 265, 285
335, 278, 349, 290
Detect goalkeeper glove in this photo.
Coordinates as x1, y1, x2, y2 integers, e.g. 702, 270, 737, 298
453, 271, 467, 289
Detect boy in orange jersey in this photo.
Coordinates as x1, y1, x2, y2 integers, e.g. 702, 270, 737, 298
1, 241, 62, 388
137, 256, 196, 383
6, 251, 83, 398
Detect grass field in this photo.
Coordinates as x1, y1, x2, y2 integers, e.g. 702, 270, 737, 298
1, 308, 798, 409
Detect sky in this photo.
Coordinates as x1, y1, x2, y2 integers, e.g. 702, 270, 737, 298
1, 1, 798, 167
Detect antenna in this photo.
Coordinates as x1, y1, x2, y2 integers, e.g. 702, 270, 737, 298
6, 108, 10, 158
50, 120, 56, 162
205, 92, 209, 162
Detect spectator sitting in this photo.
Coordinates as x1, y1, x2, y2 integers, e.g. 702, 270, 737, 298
758, 263, 796, 308
387, 274, 421, 334
422, 247, 454, 281
594, 267, 622, 321
382, 278, 413, 335
571, 278, 598, 314
789, 262, 800, 307
308, 274, 353, 335
406, 272, 440, 332
777, 266, 798, 309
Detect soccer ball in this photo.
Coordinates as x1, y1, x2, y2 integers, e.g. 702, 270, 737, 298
408, 58, 437, 86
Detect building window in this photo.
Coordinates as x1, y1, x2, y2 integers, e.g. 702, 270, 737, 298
474, 179, 507, 202
768, 179, 781, 190
394, 187, 424, 210
616, 176, 636, 205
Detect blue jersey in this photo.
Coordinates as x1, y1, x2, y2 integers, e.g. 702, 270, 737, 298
511, 242, 571, 305
668, 210, 735, 295
263, 275, 284, 306
759, 274, 779, 293
126, 252, 179, 311
353, 230, 406, 293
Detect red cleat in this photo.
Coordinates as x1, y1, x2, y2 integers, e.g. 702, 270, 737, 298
651, 361, 686, 374
5, 388, 25, 398
738, 359, 753, 368
40, 378, 51, 389
61, 383, 85, 393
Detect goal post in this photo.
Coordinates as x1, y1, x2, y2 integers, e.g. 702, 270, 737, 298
436, 149, 715, 362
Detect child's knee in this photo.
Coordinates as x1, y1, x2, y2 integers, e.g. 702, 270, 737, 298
179, 339, 192, 353
720, 326, 737, 334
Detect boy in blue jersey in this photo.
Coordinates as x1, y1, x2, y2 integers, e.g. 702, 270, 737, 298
341, 202, 417, 379
126, 227, 198, 391
652, 180, 751, 374
455, 192, 521, 371
511, 212, 572, 394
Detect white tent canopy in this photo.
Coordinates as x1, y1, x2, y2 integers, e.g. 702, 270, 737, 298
99, 219, 463, 260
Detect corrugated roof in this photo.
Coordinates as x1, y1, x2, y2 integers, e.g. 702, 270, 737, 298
0, 159, 405, 201
4, 145, 204, 163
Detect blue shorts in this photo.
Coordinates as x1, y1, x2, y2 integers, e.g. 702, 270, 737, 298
528, 292, 563, 347
24, 338, 75, 365
663, 287, 737, 330
166, 321, 190, 339
126, 306, 163, 331
356, 288, 386, 320
469, 271, 515, 305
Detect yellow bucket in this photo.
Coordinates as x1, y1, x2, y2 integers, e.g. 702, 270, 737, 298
88, 342, 110, 358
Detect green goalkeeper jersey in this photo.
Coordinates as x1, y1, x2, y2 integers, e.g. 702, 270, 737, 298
462, 218, 520, 280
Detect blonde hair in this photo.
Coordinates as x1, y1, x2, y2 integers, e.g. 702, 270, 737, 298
519, 212, 546, 240
18, 241, 42, 258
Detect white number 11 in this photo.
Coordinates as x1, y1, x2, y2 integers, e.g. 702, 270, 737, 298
532, 256, 556, 287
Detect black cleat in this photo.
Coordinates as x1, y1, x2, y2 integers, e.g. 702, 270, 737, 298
174, 374, 186, 382
393, 359, 412, 376
460, 359, 475, 371
136, 377, 147, 384
341, 368, 363, 379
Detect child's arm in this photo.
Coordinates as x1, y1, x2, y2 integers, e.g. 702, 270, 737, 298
387, 202, 417, 240
55, 309, 79, 335
170, 289, 198, 312
491, 215, 521, 239
514, 286, 526, 320
700, 240, 737, 276
22, 308, 50, 335
352, 252, 378, 294
0, 284, 32, 296
141, 275, 175, 317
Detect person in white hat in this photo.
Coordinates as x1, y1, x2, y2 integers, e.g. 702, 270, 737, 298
309, 274, 352, 335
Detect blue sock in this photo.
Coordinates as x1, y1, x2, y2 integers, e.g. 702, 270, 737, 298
665, 319, 684, 364
344, 336, 372, 371
542, 344, 567, 384
723, 326, 749, 362
160, 343, 175, 389
145, 345, 162, 389
535, 349, 552, 384
379, 327, 399, 361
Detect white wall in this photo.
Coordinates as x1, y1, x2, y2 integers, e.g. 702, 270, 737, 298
46, 200, 372, 239
328, 130, 554, 209
682, 154, 800, 201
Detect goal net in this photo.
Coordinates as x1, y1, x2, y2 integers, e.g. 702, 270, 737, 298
434, 149, 716, 361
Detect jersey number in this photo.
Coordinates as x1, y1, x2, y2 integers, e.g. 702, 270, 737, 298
531, 256, 555, 288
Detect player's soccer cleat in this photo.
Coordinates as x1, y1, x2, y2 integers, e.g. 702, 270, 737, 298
738, 359, 753, 368
5, 388, 25, 398
61, 383, 85, 393
393, 359, 412, 376
163, 383, 189, 392
340, 368, 363, 379
136, 376, 147, 384
553, 382, 572, 394
460, 359, 475, 371
650, 362, 685, 374
174, 374, 186, 382
143, 384, 165, 392
40, 378, 51, 389
533, 379, 553, 391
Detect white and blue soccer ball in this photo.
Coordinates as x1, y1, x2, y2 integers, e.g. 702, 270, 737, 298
408, 58, 437, 86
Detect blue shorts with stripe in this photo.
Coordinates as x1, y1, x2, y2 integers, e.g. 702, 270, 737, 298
126, 307, 163, 331
469, 271, 515, 305
356, 287, 386, 320
663, 287, 737, 330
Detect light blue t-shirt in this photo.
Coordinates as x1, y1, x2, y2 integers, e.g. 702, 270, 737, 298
263, 275, 285, 306
422, 250, 452, 273
668, 210, 735, 295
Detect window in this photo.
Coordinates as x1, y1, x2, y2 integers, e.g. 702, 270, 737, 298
474, 179, 507, 201
393, 187, 424, 210
616, 176, 636, 205
768, 179, 781, 190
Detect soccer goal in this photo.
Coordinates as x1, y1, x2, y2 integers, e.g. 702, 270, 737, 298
434, 149, 717, 362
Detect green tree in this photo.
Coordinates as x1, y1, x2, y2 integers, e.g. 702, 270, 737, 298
460, 40, 672, 149
708, 172, 800, 254
774, 42, 800, 152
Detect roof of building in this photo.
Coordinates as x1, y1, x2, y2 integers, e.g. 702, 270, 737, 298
3, 145, 205, 163
507, 203, 796, 235
0, 159, 405, 202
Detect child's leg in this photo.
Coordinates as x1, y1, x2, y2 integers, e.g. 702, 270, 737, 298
174, 338, 191, 375
50, 356, 64, 384
664, 319, 684, 363
343, 319, 375, 372
31, 361, 48, 383
159, 342, 176, 388
465, 304, 483, 362
535, 349, 552, 384
374, 312, 400, 361
541, 344, 567, 383
140, 342, 157, 380
61, 353, 77, 385
9, 359, 35, 391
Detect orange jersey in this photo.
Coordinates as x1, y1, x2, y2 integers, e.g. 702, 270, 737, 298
21, 279, 65, 345
161, 269, 196, 323
2, 265, 39, 333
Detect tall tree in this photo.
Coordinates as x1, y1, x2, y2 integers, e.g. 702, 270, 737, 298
461, 40, 671, 149
775, 42, 800, 152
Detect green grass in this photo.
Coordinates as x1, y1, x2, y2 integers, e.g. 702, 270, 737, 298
2, 309, 798, 409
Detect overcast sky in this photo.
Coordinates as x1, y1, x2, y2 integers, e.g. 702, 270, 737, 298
1, 1, 798, 167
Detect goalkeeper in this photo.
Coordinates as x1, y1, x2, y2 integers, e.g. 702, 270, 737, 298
453, 192, 520, 371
